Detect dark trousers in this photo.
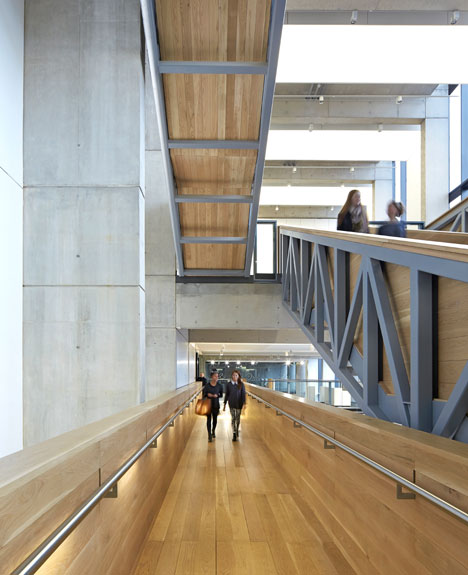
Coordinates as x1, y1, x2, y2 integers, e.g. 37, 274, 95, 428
206, 410, 219, 434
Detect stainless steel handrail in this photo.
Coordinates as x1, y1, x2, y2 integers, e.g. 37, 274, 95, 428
11, 389, 201, 575
246, 387, 468, 525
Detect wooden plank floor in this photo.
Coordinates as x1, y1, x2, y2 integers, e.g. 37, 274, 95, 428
133, 410, 356, 575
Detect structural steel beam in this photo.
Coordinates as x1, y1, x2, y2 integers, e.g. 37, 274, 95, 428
180, 237, 247, 244
141, 0, 185, 275
175, 195, 253, 204
244, 0, 287, 276
168, 140, 259, 150
159, 61, 268, 75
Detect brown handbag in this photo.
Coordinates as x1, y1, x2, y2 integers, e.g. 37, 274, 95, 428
195, 397, 211, 416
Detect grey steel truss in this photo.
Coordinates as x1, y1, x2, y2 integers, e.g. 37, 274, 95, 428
426, 198, 468, 232
243, 0, 287, 276
280, 228, 468, 441
141, 0, 287, 277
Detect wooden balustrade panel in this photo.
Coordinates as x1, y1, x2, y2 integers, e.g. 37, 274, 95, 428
407, 229, 468, 244
0, 384, 199, 574
245, 384, 468, 575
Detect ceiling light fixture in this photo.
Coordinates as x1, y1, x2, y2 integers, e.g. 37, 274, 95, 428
378, 123, 384, 132
210, 360, 215, 364
396, 95, 403, 104
308, 123, 314, 132
319, 95, 324, 104
236, 361, 240, 365
450, 10, 460, 25
275, 205, 279, 211
287, 183, 291, 187
300, 360, 305, 365
350, 9, 358, 24
292, 166, 297, 173
350, 167, 355, 172
286, 360, 291, 366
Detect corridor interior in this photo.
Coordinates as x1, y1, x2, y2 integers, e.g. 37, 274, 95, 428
133, 409, 354, 575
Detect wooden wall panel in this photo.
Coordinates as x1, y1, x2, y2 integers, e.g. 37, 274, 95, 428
164, 75, 264, 140
245, 384, 468, 575
438, 278, 468, 400
0, 385, 199, 574
183, 244, 246, 270
155, 0, 271, 62
179, 203, 249, 237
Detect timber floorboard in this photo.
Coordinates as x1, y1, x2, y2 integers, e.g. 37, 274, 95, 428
133, 410, 356, 575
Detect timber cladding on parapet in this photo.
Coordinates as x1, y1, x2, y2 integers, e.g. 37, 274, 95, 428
0, 385, 199, 574
245, 384, 468, 575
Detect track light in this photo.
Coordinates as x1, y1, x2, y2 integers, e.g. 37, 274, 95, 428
308, 123, 314, 132
300, 360, 305, 366
319, 96, 324, 104
275, 206, 279, 211
450, 10, 460, 24
396, 95, 403, 104
292, 166, 297, 173
350, 167, 355, 172
210, 360, 215, 364
236, 361, 240, 365
378, 123, 383, 132
287, 183, 291, 187
350, 10, 358, 24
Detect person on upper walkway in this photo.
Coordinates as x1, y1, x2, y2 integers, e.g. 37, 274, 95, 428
337, 189, 369, 233
378, 201, 406, 238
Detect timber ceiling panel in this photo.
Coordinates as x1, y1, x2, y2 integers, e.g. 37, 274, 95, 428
155, 0, 270, 62
183, 245, 247, 270
164, 74, 264, 140
170, 149, 257, 188
179, 203, 250, 237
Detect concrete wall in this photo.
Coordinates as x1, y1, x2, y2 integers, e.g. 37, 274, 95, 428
176, 283, 298, 330
144, 56, 180, 399
23, 0, 145, 445
421, 87, 450, 224
0, 0, 24, 457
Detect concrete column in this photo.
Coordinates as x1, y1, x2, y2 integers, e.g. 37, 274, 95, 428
280, 363, 288, 380
421, 87, 450, 223
144, 51, 178, 399
373, 162, 394, 220
23, 0, 145, 445
296, 362, 306, 380
0, 0, 24, 457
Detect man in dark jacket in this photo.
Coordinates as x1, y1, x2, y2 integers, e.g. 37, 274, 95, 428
223, 371, 246, 441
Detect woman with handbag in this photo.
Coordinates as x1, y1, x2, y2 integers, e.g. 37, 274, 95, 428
223, 370, 246, 442
203, 371, 223, 442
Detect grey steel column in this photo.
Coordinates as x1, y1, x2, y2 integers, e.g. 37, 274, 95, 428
410, 270, 434, 431
462, 85, 468, 199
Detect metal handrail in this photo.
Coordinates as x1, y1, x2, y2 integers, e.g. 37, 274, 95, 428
246, 387, 468, 525
11, 388, 201, 575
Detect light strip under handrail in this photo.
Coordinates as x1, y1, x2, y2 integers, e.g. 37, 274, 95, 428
246, 388, 468, 525
11, 389, 202, 575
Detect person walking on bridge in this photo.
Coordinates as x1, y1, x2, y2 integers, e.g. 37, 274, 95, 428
337, 189, 369, 233
203, 371, 223, 442
223, 370, 246, 442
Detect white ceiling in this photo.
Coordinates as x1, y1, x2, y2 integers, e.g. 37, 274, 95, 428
195, 342, 318, 359
277, 26, 468, 84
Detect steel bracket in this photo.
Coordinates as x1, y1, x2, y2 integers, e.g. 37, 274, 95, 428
104, 484, 118, 499
324, 439, 336, 450
396, 484, 416, 500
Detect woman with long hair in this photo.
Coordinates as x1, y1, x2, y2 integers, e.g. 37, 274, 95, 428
223, 370, 246, 442
203, 371, 223, 442
337, 189, 369, 233
378, 201, 406, 238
